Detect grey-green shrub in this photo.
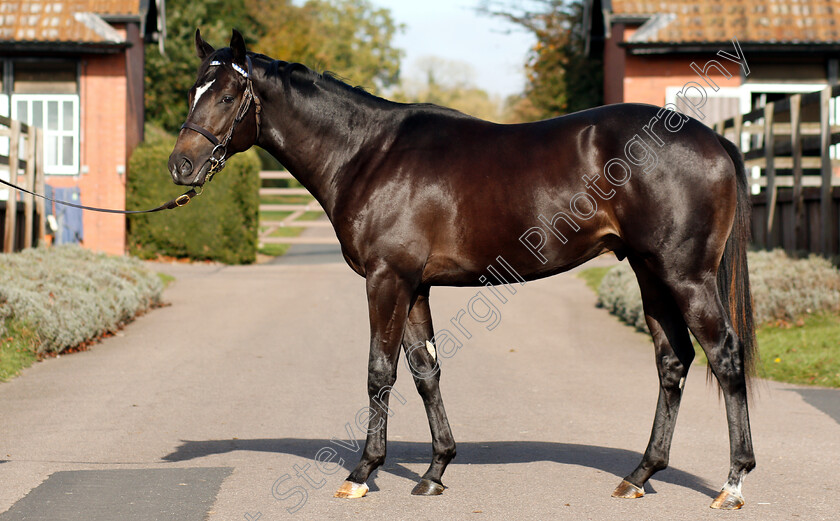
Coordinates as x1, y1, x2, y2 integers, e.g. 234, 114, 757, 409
596, 263, 646, 332
595, 250, 840, 332
126, 135, 260, 264
0, 245, 163, 354
748, 249, 840, 324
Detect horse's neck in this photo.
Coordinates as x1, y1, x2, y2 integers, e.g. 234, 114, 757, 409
254, 69, 393, 219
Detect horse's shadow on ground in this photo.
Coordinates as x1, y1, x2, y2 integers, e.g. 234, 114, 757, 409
161, 438, 716, 496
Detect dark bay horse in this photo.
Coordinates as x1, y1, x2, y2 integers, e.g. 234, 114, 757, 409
169, 29, 757, 509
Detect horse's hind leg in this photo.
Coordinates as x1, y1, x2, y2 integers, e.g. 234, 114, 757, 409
666, 276, 755, 509
401, 288, 456, 495
613, 258, 695, 499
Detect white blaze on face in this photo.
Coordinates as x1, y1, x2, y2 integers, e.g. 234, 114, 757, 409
192, 79, 215, 111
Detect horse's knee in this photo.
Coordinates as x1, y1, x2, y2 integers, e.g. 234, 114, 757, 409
657, 352, 691, 390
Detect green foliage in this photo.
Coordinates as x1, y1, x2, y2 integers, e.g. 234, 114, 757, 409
145, 0, 403, 133
756, 313, 840, 388
126, 135, 261, 264
255, 0, 403, 92
594, 250, 840, 333
594, 262, 647, 332
144, 0, 260, 132
0, 246, 164, 356
591, 251, 840, 387
0, 318, 38, 381
748, 249, 840, 325
482, 0, 603, 121
576, 265, 612, 293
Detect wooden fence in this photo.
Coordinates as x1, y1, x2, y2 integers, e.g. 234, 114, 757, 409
0, 115, 45, 253
258, 170, 338, 245
713, 84, 840, 256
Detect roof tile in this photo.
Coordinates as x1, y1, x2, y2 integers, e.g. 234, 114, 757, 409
0, 0, 141, 44
611, 0, 840, 44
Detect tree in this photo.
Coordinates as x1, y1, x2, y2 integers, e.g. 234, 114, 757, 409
480, 0, 602, 121
390, 56, 504, 122
144, 0, 259, 132
144, 0, 402, 133
253, 0, 403, 92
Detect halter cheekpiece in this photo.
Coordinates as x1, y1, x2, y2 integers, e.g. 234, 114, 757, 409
180, 55, 262, 184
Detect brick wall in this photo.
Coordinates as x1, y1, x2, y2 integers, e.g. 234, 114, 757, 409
604, 24, 743, 107
623, 53, 742, 106
47, 51, 128, 255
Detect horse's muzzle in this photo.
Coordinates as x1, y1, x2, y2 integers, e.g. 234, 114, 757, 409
168, 153, 204, 186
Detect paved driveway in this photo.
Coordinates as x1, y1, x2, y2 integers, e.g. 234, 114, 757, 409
0, 253, 838, 520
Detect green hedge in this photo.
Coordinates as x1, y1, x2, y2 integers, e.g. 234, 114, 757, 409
0, 245, 163, 355
126, 136, 260, 264
595, 250, 840, 332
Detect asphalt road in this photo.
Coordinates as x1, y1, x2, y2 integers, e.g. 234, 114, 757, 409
0, 251, 838, 520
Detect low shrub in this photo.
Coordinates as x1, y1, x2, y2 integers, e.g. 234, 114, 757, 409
0, 245, 164, 355
595, 264, 646, 332
748, 250, 840, 324
126, 134, 261, 264
594, 250, 840, 332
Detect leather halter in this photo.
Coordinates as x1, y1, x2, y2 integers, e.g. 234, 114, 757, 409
180, 55, 262, 184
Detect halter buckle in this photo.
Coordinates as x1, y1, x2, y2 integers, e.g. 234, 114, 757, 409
175, 194, 192, 207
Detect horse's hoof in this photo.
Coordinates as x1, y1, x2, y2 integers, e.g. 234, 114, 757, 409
411, 478, 445, 496
334, 480, 369, 499
710, 489, 745, 509
611, 479, 644, 499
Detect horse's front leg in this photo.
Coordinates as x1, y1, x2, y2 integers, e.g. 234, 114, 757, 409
401, 289, 456, 496
335, 264, 416, 499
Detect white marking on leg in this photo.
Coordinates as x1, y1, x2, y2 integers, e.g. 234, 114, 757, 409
192, 79, 215, 110
425, 340, 436, 361
722, 475, 744, 497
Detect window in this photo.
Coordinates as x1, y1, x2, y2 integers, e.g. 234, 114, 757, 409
9, 61, 79, 175
12, 94, 79, 175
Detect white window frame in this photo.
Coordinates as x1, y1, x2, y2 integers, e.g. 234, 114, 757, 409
1, 93, 9, 201
11, 93, 80, 175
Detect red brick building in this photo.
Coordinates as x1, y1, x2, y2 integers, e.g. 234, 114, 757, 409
586, 0, 840, 123
0, 0, 164, 254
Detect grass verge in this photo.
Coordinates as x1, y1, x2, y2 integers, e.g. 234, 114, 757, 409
754, 313, 840, 387
576, 266, 612, 292
0, 319, 39, 381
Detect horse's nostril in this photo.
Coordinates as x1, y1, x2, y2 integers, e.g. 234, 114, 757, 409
178, 158, 193, 176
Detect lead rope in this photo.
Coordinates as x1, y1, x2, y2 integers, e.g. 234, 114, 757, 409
0, 58, 262, 215
0, 176, 200, 215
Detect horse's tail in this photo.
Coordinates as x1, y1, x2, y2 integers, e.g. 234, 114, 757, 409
714, 134, 758, 386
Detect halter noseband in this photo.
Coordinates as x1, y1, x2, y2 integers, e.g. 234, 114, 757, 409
180, 55, 262, 183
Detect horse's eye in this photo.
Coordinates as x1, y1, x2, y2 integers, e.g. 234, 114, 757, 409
222, 95, 235, 104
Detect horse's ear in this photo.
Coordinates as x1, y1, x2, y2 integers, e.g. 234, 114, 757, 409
195, 28, 215, 60
230, 29, 247, 66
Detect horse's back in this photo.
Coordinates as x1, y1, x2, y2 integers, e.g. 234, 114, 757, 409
341, 103, 737, 284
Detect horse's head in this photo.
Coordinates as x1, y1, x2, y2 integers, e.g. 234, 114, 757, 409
168, 29, 261, 186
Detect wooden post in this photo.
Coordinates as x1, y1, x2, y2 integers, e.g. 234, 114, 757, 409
23, 123, 35, 249
733, 112, 743, 152
3, 119, 20, 253
790, 94, 805, 250
764, 103, 777, 248
35, 128, 46, 244
820, 86, 832, 256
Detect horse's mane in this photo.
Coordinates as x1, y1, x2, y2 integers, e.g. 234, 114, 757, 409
249, 52, 385, 104
247, 52, 472, 118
